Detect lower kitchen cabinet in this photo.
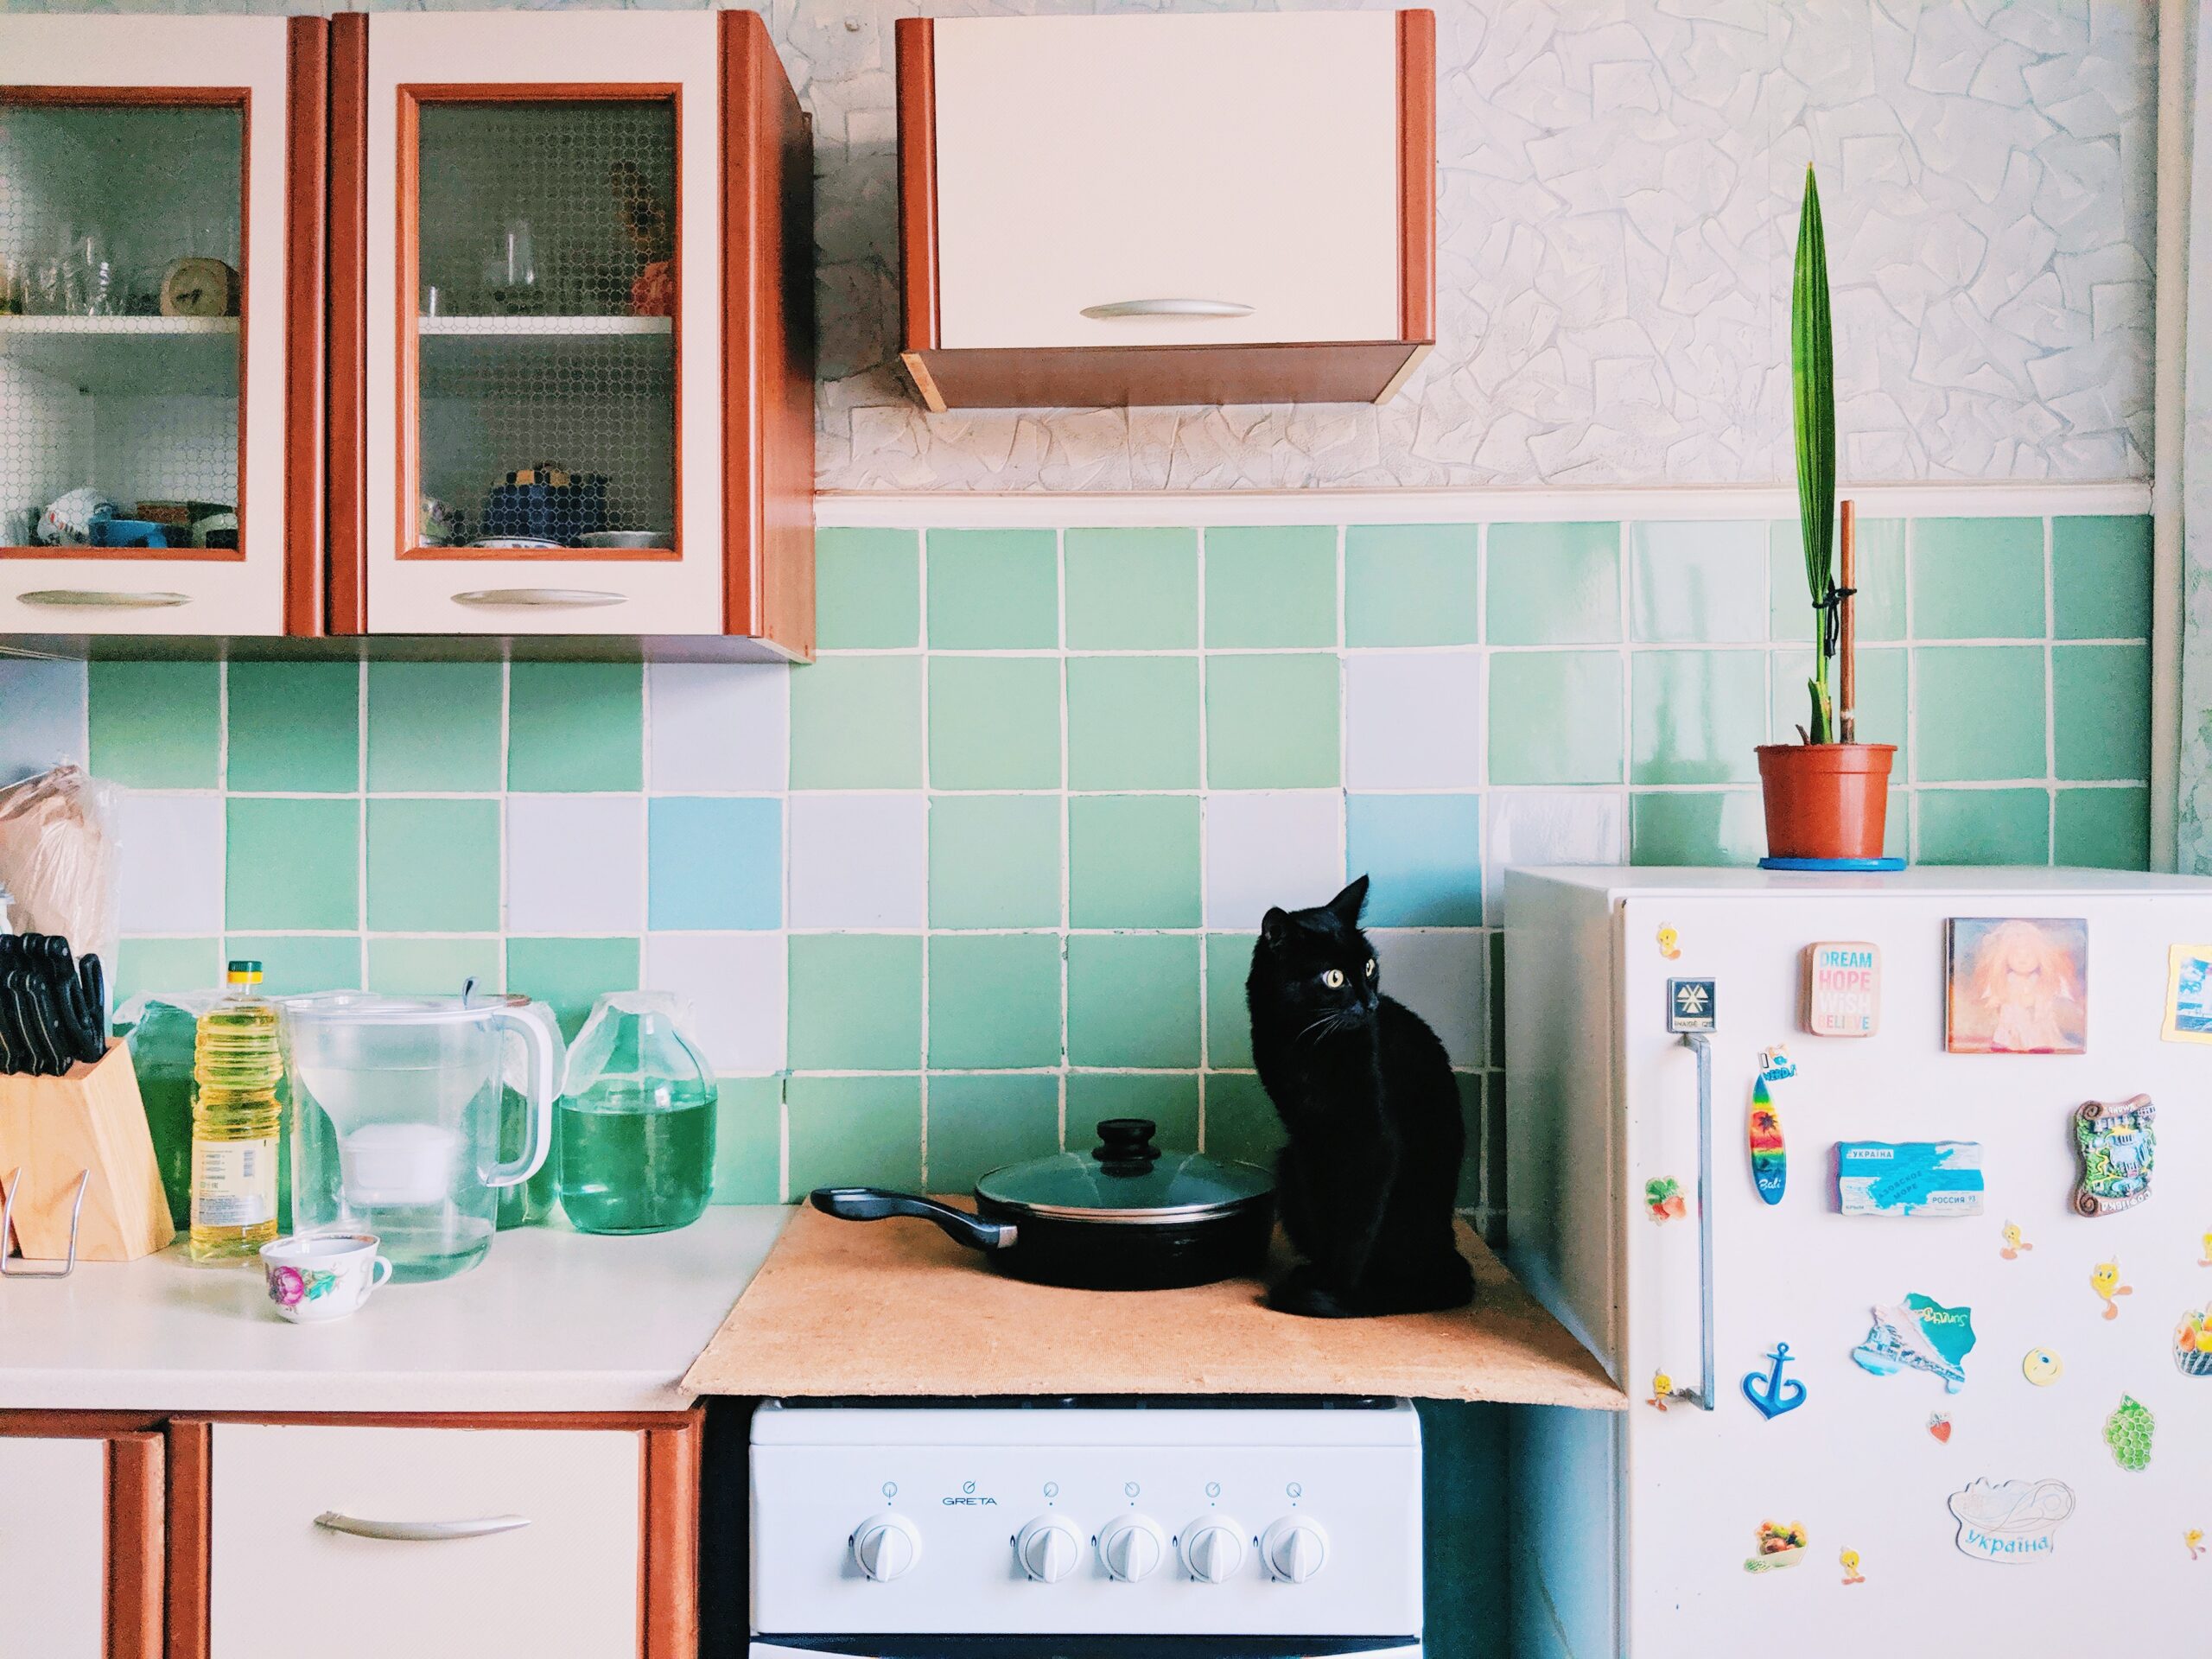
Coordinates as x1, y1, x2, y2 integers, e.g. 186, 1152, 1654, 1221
0, 1421, 163, 1659
166, 1412, 702, 1659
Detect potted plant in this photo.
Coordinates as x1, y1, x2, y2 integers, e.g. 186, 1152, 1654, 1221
1757, 166, 1897, 866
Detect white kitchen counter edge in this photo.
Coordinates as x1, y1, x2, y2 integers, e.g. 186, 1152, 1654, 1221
0, 1205, 794, 1414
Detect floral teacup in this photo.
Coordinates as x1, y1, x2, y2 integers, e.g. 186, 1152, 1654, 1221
259, 1233, 392, 1324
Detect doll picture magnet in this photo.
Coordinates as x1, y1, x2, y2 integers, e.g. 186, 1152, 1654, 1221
2073, 1096, 2155, 1217
2161, 944, 2212, 1044
1944, 918, 2086, 1054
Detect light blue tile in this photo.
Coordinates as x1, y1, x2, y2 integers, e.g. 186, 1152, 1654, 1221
647, 798, 782, 929
0, 658, 86, 785
1345, 795, 1484, 926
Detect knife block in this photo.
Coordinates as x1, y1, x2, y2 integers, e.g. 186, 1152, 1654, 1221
0, 1041, 176, 1262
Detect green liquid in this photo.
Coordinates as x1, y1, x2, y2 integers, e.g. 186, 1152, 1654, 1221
555, 1083, 715, 1235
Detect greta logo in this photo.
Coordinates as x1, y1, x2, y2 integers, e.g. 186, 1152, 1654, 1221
942, 1480, 997, 1507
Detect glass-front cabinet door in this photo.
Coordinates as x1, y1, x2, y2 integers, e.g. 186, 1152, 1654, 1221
0, 16, 317, 637
359, 12, 730, 637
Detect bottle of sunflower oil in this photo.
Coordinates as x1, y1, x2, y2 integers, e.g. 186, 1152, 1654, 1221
188, 960, 283, 1262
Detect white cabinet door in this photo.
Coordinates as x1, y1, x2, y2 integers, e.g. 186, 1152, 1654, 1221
209, 1423, 641, 1659
0, 16, 299, 637
360, 11, 728, 636
931, 12, 1402, 351
0, 1436, 106, 1659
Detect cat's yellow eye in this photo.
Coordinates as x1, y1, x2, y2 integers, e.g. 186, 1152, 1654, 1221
1364, 959, 1376, 977
1322, 969, 1346, 989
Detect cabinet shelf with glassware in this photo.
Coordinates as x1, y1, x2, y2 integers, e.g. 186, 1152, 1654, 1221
329, 7, 814, 658
0, 16, 326, 639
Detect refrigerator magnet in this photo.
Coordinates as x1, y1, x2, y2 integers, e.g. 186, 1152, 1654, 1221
1943, 918, 2087, 1055
1756, 1045, 1796, 1084
1748, 1078, 1786, 1205
1802, 941, 1878, 1036
1643, 1176, 1687, 1224
1852, 1294, 1976, 1393
2188, 1529, 2205, 1560
1839, 1548, 1865, 1586
1834, 1140, 1985, 1217
1666, 977, 1715, 1033
1657, 924, 1681, 960
2160, 944, 2212, 1043
1948, 1478, 2074, 1563
2091, 1259, 2134, 1320
2021, 1347, 2063, 1387
2073, 1096, 2155, 1217
1743, 1520, 1807, 1573
1741, 1341, 1808, 1419
2000, 1221, 2033, 1260
2105, 1395, 2155, 1471
1648, 1370, 1675, 1409
1927, 1412, 1953, 1443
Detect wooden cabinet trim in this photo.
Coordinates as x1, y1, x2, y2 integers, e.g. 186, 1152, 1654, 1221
326, 10, 368, 635
1396, 8, 1435, 346
284, 16, 330, 635
164, 1420, 211, 1659
109, 1433, 166, 1659
641, 1416, 702, 1659
894, 16, 938, 362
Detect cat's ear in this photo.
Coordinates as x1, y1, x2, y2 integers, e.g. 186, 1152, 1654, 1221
1260, 906, 1292, 949
1328, 874, 1370, 927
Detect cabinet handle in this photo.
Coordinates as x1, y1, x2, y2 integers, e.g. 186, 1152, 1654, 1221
1078, 297, 1254, 321
16, 588, 191, 610
314, 1511, 531, 1541
450, 588, 626, 609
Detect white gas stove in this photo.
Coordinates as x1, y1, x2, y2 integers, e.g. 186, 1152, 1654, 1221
748, 1398, 1424, 1658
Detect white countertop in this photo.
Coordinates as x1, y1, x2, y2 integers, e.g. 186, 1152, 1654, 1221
0, 1206, 792, 1414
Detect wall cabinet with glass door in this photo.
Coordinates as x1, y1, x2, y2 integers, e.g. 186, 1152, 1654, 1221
328, 9, 814, 658
0, 16, 326, 639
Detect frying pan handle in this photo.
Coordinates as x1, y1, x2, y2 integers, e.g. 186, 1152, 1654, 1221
809, 1188, 1019, 1251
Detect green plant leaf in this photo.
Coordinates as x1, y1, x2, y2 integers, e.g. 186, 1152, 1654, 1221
1792, 165, 1836, 743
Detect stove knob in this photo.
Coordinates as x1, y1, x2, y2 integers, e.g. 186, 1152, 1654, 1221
1261, 1516, 1329, 1583
1179, 1519, 1246, 1583
1014, 1516, 1084, 1583
1098, 1515, 1166, 1582
851, 1513, 921, 1582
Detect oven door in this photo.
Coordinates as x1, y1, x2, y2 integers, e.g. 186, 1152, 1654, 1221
750, 1643, 1421, 1658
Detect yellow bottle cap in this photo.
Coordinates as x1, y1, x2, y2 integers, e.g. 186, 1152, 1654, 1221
226, 959, 263, 985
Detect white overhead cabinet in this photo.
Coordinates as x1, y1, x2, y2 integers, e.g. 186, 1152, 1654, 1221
0, 15, 321, 638
898, 10, 1434, 410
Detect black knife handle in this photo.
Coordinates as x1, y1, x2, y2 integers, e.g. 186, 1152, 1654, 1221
8, 973, 59, 1077
79, 953, 106, 1045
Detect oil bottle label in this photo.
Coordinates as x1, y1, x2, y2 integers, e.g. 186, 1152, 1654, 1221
192, 1138, 276, 1229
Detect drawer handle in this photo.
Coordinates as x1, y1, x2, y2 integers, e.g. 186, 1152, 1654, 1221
16, 588, 191, 610
450, 588, 626, 609
1078, 297, 1254, 321
314, 1511, 531, 1542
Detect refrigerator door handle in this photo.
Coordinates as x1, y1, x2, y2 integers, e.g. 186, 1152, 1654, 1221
1675, 1033, 1717, 1411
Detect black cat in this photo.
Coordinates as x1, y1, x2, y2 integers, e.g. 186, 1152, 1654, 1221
1246, 875, 1474, 1319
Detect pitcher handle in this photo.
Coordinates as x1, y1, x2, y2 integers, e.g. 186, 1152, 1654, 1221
485, 1005, 557, 1187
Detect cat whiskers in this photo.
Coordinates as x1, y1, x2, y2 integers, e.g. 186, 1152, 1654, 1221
1296, 1009, 1363, 1046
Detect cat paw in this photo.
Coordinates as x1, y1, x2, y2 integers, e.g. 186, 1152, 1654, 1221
1265, 1268, 1361, 1319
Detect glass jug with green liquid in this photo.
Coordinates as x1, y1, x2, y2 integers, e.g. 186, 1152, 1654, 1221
556, 993, 716, 1235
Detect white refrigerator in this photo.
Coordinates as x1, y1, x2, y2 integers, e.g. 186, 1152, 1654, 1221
1503, 868, 2212, 1658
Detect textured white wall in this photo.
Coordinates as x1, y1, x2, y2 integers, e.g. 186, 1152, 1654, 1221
0, 0, 2158, 491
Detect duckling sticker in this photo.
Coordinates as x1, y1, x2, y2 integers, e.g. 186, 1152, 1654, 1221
1948, 1478, 2075, 1563
2175, 1305, 2212, 1377
2074, 1096, 2156, 1217
1839, 1547, 1866, 1585
2000, 1222, 2033, 1260
1852, 1294, 1976, 1393
2092, 1259, 2134, 1320
1657, 925, 1681, 961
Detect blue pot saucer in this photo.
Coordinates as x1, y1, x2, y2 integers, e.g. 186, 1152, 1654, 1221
1759, 855, 1906, 872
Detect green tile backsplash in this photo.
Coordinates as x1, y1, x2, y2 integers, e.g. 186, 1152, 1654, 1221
83, 512, 2151, 1234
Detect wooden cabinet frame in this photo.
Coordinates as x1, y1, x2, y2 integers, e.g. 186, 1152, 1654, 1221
162, 1409, 702, 1659
0, 1412, 165, 1659
895, 10, 1434, 411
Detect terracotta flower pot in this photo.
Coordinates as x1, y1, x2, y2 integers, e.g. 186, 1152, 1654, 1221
1756, 743, 1896, 861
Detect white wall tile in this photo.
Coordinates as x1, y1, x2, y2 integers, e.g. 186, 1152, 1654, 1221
1484, 791, 1628, 921
506, 795, 645, 935
0, 658, 86, 786
646, 662, 789, 794
1204, 791, 1344, 930
645, 931, 787, 1073
1372, 927, 1486, 1067
1344, 653, 1484, 788
115, 791, 223, 935
788, 791, 926, 929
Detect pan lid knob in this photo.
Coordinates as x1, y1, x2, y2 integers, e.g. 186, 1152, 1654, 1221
1093, 1117, 1162, 1169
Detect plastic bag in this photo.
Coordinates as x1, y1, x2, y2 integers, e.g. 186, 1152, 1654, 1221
561, 990, 714, 1103
118, 989, 231, 1232
0, 764, 121, 965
